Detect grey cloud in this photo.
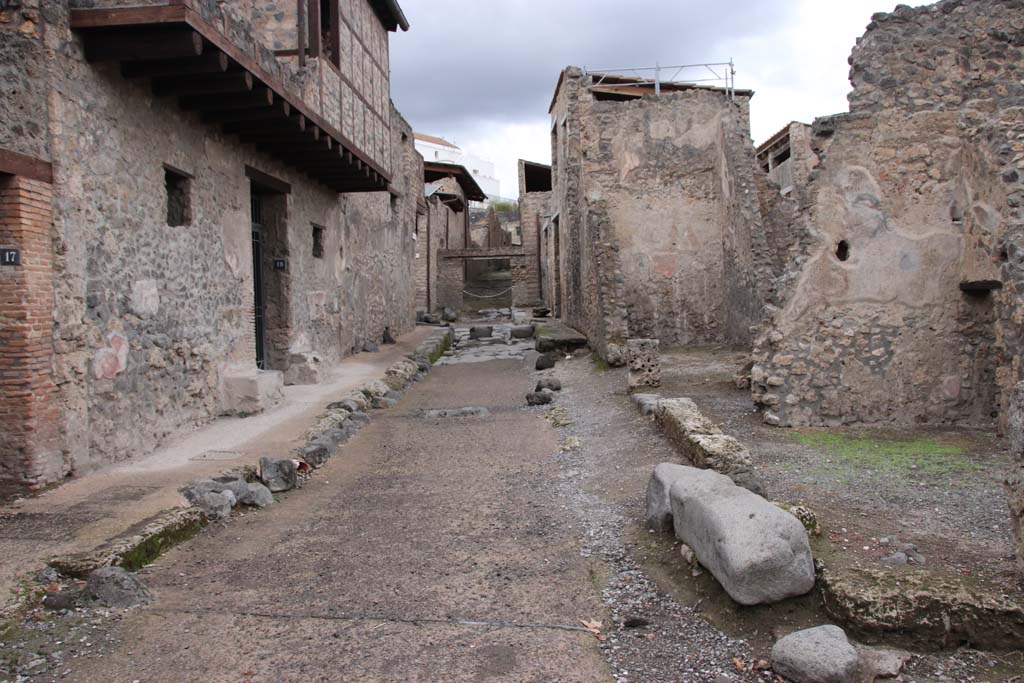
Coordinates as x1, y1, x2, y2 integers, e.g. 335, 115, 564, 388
390, 0, 801, 134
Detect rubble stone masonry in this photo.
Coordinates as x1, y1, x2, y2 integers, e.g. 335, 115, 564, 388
751, 0, 1024, 429
549, 69, 776, 363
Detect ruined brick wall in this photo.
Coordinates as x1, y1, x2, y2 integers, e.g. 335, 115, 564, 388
415, 188, 462, 312
517, 162, 549, 307
3, 2, 417, 481
550, 68, 771, 362
751, 0, 1023, 428
436, 253, 464, 312
0, 174, 66, 488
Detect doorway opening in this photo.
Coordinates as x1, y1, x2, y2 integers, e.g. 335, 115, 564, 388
248, 173, 291, 371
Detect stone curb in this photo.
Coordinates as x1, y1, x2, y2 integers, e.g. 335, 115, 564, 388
49, 507, 207, 579
44, 328, 456, 586
817, 561, 1024, 651
634, 393, 766, 495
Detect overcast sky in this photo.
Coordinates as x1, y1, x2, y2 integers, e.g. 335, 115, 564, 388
390, 0, 907, 199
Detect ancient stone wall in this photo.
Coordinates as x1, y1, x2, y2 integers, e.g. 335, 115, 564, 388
436, 253, 464, 313
549, 69, 772, 362
415, 192, 459, 313
0, 1, 418, 483
517, 161, 549, 307
0, 1, 52, 162
751, 0, 1024, 429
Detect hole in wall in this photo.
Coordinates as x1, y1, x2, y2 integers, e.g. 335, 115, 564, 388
312, 224, 325, 259
835, 240, 850, 262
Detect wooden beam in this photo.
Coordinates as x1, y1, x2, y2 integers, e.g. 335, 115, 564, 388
70, 6, 188, 29
244, 165, 292, 194
84, 28, 203, 63
0, 148, 53, 184
152, 71, 253, 97
205, 103, 290, 126
122, 51, 230, 79
180, 87, 274, 111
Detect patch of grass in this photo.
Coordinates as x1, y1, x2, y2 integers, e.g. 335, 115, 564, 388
590, 355, 609, 373
791, 430, 980, 476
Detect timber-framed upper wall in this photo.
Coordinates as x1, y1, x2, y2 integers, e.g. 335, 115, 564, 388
69, 0, 407, 193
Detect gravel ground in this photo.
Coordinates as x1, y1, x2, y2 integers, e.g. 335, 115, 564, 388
656, 347, 1019, 592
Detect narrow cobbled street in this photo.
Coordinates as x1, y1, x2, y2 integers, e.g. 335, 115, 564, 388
19, 324, 768, 683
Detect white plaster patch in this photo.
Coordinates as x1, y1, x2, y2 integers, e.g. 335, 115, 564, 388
129, 279, 160, 317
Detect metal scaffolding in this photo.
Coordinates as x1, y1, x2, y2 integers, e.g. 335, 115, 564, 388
584, 60, 737, 100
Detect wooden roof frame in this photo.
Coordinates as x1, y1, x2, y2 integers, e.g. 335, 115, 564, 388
423, 161, 487, 203
70, 3, 390, 194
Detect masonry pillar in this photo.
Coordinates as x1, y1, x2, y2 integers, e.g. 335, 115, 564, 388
0, 163, 65, 488
436, 252, 465, 312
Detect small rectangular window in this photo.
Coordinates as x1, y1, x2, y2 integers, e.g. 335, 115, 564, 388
164, 164, 192, 226
312, 224, 325, 258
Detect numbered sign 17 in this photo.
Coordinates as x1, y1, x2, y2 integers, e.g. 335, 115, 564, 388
0, 249, 20, 266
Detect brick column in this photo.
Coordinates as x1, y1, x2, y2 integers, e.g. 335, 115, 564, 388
0, 173, 65, 488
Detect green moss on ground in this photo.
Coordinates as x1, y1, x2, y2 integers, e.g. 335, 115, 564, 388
791, 431, 979, 476
428, 335, 450, 365
117, 517, 207, 572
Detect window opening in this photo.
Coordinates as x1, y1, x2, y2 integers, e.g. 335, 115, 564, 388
165, 165, 192, 226
312, 224, 325, 259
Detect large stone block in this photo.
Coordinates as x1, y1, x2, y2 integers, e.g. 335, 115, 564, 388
655, 398, 722, 448
283, 352, 322, 386
627, 338, 661, 389
220, 368, 284, 416
645, 462, 691, 532
686, 433, 756, 475
534, 322, 588, 353
669, 466, 814, 605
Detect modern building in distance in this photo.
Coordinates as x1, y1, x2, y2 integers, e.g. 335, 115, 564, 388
414, 133, 501, 201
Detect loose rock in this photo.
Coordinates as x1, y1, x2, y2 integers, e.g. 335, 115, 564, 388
195, 491, 234, 521
770, 625, 859, 683
85, 567, 152, 608
536, 378, 562, 392
301, 443, 331, 468
259, 457, 297, 493
238, 482, 274, 508
469, 326, 493, 339
536, 353, 557, 371
526, 391, 553, 406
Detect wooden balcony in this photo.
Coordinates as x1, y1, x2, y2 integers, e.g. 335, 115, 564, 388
70, 4, 389, 194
